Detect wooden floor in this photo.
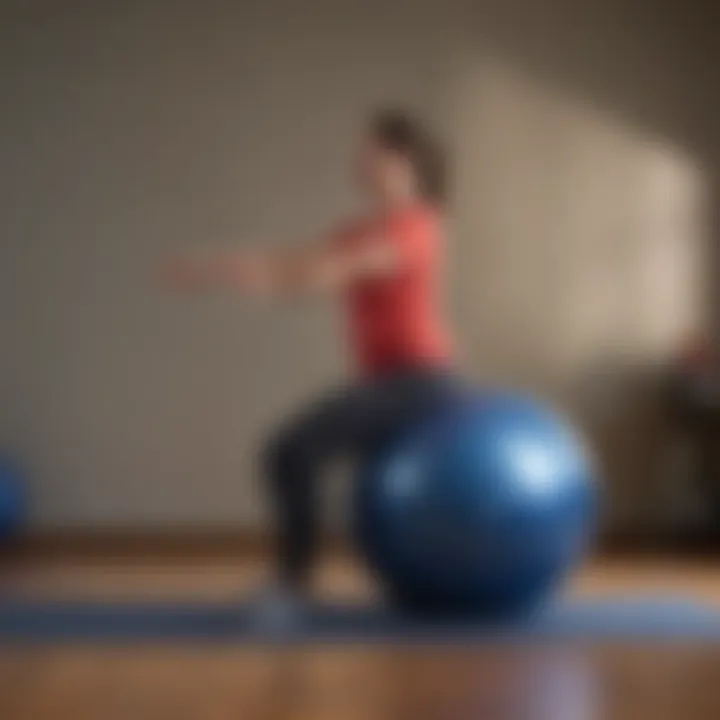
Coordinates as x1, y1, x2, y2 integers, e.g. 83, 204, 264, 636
1, 557, 719, 719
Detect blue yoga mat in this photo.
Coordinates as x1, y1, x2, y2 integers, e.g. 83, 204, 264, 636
1, 597, 719, 643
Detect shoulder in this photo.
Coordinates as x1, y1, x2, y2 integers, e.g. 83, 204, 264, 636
389, 204, 443, 241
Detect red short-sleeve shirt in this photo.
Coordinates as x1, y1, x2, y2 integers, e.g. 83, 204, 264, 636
333, 203, 452, 375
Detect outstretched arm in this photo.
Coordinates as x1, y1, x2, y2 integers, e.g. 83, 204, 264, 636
163, 232, 402, 297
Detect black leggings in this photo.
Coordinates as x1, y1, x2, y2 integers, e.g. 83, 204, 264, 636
263, 366, 459, 587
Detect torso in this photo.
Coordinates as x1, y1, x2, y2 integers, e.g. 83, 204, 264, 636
336, 203, 452, 376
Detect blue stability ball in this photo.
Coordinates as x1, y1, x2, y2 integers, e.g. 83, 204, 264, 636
356, 391, 596, 617
0, 458, 27, 541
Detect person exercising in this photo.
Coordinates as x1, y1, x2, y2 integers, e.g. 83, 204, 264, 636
166, 110, 457, 620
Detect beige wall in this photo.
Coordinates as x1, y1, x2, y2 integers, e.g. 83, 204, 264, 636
0, 0, 716, 530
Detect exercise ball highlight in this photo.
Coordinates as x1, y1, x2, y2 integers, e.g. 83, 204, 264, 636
356, 390, 596, 617
0, 457, 27, 541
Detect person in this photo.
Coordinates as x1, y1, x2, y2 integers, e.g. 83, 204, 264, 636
165, 110, 458, 622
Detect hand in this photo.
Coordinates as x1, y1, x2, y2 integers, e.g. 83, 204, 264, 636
160, 249, 278, 296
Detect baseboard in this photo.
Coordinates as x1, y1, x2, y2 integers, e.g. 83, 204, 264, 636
3, 527, 720, 563
2, 528, 347, 563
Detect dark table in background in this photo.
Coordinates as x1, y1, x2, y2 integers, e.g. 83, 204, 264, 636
667, 369, 720, 548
